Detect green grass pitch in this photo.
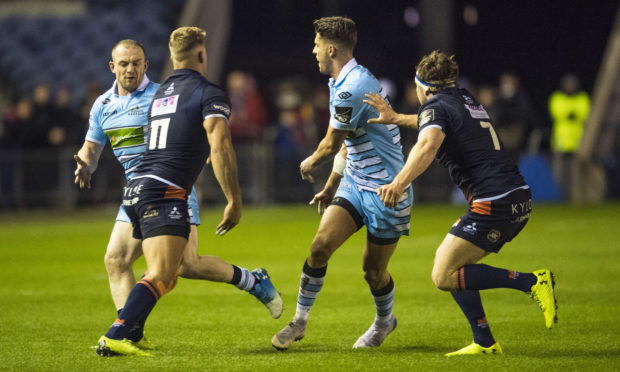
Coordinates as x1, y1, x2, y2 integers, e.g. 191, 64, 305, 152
0, 202, 619, 371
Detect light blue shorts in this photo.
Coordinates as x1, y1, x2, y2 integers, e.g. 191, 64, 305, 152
333, 172, 413, 242
116, 186, 201, 225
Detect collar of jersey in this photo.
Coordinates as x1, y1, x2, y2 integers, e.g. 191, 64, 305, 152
172, 68, 202, 76
330, 58, 358, 88
112, 74, 152, 96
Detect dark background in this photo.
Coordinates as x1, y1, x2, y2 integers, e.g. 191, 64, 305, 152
227, 0, 618, 124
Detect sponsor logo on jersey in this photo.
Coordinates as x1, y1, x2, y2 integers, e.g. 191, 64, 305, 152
128, 105, 146, 116
105, 126, 145, 149
211, 104, 231, 116
419, 109, 434, 126
103, 109, 118, 117
335, 106, 353, 124
338, 91, 352, 100
102, 98, 111, 105
464, 104, 490, 119
487, 229, 501, 243
151, 94, 179, 117
164, 83, 175, 95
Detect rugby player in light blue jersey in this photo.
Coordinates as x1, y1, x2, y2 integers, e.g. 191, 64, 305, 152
272, 17, 412, 351
74, 40, 281, 351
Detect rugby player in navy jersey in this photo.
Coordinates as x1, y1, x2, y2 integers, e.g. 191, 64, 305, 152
272, 17, 412, 351
364, 50, 557, 356
75, 40, 280, 353
95, 27, 281, 357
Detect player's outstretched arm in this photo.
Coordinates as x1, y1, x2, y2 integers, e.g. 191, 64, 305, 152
300, 126, 348, 183
364, 92, 419, 129
74, 140, 104, 189
377, 127, 444, 208
204, 116, 242, 235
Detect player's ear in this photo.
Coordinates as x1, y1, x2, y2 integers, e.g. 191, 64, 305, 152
198, 50, 205, 64
108, 61, 115, 73
144, 59, 149, 71
328, 45, 336, 58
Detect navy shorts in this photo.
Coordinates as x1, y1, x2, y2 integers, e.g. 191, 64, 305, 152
122, 177, 191, 240
449, 187, 532, 253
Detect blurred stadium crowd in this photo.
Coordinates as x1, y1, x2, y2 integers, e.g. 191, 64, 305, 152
0, 0, 617, 208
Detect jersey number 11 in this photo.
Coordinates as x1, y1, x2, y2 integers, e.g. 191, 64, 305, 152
149, 118, 170, 150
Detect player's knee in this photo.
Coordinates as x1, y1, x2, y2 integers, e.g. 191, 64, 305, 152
309, 236, 333, 266
177, 259, 200, 279
145, 273, 178, 297
363, 269, 384, 288
104, 250, 133, 274
431, 267, 452, 291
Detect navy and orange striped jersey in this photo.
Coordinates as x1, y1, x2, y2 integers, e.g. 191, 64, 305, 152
417, 88, 527, 202
132, 69, 231, 192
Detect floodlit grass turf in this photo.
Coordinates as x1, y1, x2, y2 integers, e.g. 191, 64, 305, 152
0, 203, 619, 371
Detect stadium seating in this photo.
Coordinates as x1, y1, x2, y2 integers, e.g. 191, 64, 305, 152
0, 0, 185, 105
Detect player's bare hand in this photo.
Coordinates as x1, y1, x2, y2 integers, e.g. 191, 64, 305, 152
377, 181, 407, 209
364, 92, 397, 124
216, 201, 242, 236
309, 188, 336, 215
300, 156, 315, 183
73, 154, 92, 189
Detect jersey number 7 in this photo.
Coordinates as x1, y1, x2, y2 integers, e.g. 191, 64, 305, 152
480, 121, 500, 150
149, 118, 170, 150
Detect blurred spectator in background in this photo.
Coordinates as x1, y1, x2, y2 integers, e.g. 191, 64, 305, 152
269, 80, 316, 201
28, 83, 54, 147
549, 73, 590, 200
4, 97, 37, 147
1, 98, 29, 147
80, 80, 103, 124
475, 85, 496, 118
227, 70, 267, 143
395, 80, 420, 153
306, 84, 330, 139
492, 72, 532, 161
49, 85, 81, 147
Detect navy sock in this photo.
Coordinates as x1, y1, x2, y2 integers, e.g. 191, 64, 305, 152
458, 264, 537, 292
229, 265, 242, 285
303, 260, 327, 277
106, 280, 159, 340
451, 290, 495, 347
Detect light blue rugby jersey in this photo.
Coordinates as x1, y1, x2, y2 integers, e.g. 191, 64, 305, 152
329, 59, 404, 191
86, 75, 159, 180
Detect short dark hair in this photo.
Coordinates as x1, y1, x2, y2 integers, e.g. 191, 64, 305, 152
111, 39, 147, 60
313, 16, 357, 51
415, 50, 459, 93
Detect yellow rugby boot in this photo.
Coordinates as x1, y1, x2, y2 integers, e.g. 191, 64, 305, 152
445, 342, 503, 356
96, 336, 152, 357
530, 269, 558, 329
132, 336, 156, 350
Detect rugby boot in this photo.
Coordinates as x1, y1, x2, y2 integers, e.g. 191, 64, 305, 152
272, 319, 307, 351
250, 268, 283, 319
96, 336, 152, 357
530, 269, 558, 328
445, 342, 503, 356
352, 315, 397, 348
